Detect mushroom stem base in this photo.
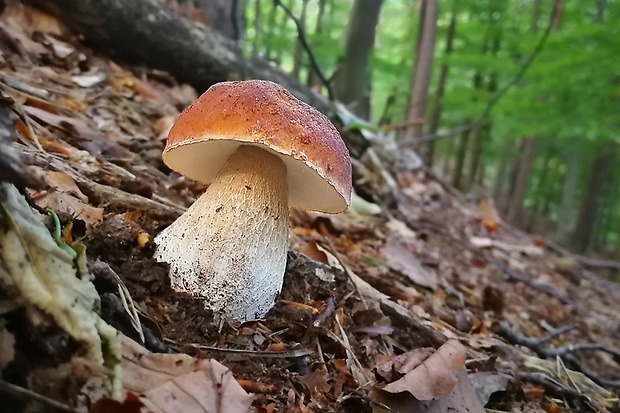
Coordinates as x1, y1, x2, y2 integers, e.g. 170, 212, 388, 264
154, 145, 289, 321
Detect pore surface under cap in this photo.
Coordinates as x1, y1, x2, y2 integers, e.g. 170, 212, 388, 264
162, 80, 352, 213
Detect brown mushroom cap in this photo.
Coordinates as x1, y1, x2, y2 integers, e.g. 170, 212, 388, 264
162, 80, 352, 213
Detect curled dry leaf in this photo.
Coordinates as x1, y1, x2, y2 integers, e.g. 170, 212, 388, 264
122, 336, 253, 413
379, 339, 467, 400
374, 347, 435, 383
30, 170, 103, 228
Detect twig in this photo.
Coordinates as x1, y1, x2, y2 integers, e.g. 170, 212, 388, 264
0, 380, 78, 412
516, 372, 585, 399
401, 0, 559, 146
164, 338, 312, 359
499, 322, 620, 388
273, 0, 334, 101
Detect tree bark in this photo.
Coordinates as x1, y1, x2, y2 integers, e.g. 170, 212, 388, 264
306, 0, 327, 89
333, 0, 384, 119
404, 0, 438, 148
24, 0, 369, 157
197, 0, 244, 41
555, 139, 581, 245
251, 0, 262, 55
425, 0, 458, 166
291, 0, 310, 80
571, 141, 615, 253
505, 137, 536, 226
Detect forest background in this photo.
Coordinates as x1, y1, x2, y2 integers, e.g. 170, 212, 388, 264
189, 0, 619, 261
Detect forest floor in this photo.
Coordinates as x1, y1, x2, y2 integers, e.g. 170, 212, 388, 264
0, 5, 619, 413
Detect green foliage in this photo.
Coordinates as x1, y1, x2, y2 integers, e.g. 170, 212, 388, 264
242, 0, 620, 252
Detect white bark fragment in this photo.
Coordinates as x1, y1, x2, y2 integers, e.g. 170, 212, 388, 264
154, 145, 289, 321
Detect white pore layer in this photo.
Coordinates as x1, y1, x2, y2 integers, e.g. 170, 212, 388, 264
153, 145, 289, 321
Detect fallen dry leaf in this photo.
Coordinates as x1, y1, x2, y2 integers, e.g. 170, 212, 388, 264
30, 170, 103, 228
468, 371, 510, 406
122, 336, 253, 413
380, 340, 467, 399
371, 369, 485, 413
374, 348, 435, 383
381, 235, 437, 289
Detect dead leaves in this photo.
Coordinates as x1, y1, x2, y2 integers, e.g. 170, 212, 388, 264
30, 170, 103, 228
375, 340, 466, 399
120, 337, 253, 413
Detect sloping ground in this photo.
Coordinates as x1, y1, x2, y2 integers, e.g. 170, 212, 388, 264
0, 5, 618, 413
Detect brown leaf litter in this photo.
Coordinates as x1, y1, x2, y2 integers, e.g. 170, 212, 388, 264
0, 3, 618, 413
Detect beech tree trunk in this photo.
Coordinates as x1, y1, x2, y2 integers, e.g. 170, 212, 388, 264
505, 137, 536, 226
333, 0, 384, 119
555, 139, 580, 245
404, 0, 438, 151
306, 0, 327, 89
571, 141, 615, 253
291, 0, 310, 79
425, 0, 459, 167
25, 0, 369, 157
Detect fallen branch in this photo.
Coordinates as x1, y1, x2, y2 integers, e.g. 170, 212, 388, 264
499, 322, 620, 388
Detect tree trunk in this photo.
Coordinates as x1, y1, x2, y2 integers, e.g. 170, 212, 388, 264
555, 139, 581, 245
425, 0, 458, 166
451, 127, 471, 190
251, 0, 262, 55
403, 0, 438, 149
525, 142, 554, 232
505, 137, 536, 226
306, 0, 327, 89
197, 0, 244, 41
333, 0, 383, 119
25, 0, 370, 157
571, 141, 615, 253
274, 0, 294, 65
492, 140, 513, 203
291, 0, 310, 79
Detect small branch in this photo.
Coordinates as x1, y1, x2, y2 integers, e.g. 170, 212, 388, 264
164, 338, 312, 359
499, 322, 620, 388
516, 372, 585, 399
273, 0, 335, 101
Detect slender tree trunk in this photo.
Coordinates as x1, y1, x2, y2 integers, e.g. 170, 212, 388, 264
306, 0, 327, 89
506, 137, 537, 226
291, 0, 310, 79
492, 140, 513, 203
252, 0, 262, 55
556, 140, 581, 245
571, 141, 615, 253
425, 0, 459, 167
403, 0, 438, 151
274, 0, 294, 65
525, 142, 554, 232
333, 0, 384, 119
451, 127, 471, 190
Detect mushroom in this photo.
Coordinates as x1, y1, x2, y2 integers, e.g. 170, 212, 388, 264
154, 80, 352, 321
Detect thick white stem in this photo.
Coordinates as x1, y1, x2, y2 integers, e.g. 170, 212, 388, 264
154, 145, 289, 321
